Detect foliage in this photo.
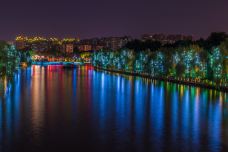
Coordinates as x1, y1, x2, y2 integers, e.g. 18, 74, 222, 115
0, 41, 20, 77
93, 43, 228, 85
125, 39, 162, 52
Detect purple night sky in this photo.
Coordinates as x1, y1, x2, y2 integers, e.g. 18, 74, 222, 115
0, 0, 228, 40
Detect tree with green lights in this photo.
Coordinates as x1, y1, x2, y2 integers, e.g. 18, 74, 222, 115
0, 41, 20, 77
92, 32, 228, 88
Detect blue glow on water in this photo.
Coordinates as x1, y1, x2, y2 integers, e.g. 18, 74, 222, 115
0, 65, 227, 152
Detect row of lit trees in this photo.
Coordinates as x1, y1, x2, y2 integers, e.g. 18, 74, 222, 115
92, 40, 228, 85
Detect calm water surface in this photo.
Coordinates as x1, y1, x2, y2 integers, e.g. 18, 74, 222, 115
0, 65, 227, 152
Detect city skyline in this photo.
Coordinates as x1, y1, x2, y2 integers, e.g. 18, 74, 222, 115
1, 0, 228, 40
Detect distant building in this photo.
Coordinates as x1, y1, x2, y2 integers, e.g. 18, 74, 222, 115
15, 36, 80, 53
100, 36, 131, 50
62, 44, 74, 53
14, 35, 133, 52
79, 38, 104, 51
108, 37, 121, 50
15, 40, 26, 50
15, 36, 27, 50
93, 45, 104, 51
31, 41, 49, 52
77, 36, 131, 51
142, 34, 193, 44
78, 44, 92, 51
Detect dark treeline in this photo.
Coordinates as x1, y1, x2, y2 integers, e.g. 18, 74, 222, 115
125, 32, 228, 52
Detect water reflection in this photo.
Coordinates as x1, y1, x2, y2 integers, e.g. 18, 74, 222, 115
0, 65, 227, 152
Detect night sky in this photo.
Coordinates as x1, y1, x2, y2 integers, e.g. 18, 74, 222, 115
1, 0, 228, 40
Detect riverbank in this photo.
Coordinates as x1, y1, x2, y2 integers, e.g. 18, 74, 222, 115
94, 66, 228, 92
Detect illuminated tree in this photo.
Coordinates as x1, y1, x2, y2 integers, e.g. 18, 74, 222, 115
219, 39, 228, 81
134, 51, 149, 73
148, 51, 164, 76
209, 47, 224, 80
170, 51, 181, 76
0, 41, 20, 77
181, 49, 193, 77
91, 37, 227, 86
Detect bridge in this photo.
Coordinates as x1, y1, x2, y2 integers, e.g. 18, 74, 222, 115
32, 61, 89, 66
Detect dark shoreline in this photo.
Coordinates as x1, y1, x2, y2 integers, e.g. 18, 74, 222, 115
94, 66, 228, 93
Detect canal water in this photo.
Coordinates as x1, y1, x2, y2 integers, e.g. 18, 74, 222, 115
0, 65, 227, 152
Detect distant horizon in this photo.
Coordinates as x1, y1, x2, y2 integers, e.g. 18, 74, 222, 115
2, 31, 227, 42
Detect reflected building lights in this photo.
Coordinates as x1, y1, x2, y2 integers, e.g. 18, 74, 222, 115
0, 65, 227, 151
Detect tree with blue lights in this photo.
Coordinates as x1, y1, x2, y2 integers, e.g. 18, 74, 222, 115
92, 36, 228, 87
